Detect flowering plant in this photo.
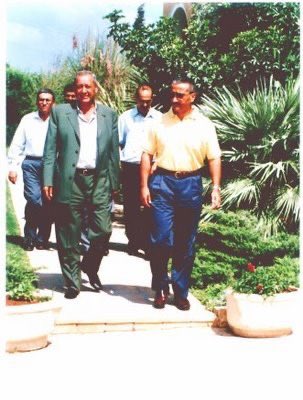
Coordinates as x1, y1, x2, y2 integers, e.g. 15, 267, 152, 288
232, 258, 299, 297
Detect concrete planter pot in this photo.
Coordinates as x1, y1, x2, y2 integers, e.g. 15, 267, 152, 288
226, 290, 299, 338
6, 291, 62, 353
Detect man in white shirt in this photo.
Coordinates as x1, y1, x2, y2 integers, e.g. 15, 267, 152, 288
119, 84, 162, 258
7, 88, 56, 251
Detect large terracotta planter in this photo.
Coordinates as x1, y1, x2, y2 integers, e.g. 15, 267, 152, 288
226, 290, 299, 338
5, 293, 62, 353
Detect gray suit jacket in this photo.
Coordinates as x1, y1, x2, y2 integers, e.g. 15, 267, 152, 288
43, 103, 120, 204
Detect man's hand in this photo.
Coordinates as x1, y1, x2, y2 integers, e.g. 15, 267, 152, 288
43, 186, 53, 201
8, 171, 17, 184
140, 186, 152, 208
211, 188, 221, 209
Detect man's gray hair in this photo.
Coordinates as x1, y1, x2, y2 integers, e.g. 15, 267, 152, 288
171, 78, 196, 93
74, 70, 98, 84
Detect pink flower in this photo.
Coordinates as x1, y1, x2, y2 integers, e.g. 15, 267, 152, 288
247, 262, 256, 272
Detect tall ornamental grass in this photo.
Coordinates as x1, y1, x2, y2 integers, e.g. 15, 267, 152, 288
41, 36, 144, 114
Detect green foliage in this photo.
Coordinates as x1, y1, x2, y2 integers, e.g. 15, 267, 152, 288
104, 8, 185, 107
105, 3, 299, 101
203, 76, 299, 235
192, 248, 238, 288
6, 260, 38, 301
221, 3, 300, 90
192, 209, 299, 308
192, 283, 229, 310
233, 257, 300, 296
6, 64, 42, 145
6, 186, 38, 301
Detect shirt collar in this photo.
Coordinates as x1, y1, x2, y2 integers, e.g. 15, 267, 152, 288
34, 111, 50, 121
134, 106, 157, 119
167, 106, 200, 121
76, 103, 97, 116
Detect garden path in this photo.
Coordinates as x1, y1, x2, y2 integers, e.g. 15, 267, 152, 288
8, 176, 215, 333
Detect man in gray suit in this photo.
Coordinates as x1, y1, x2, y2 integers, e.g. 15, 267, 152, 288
43, 70, 120, 299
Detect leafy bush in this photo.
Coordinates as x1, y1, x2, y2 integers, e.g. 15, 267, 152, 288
6, 186, 38, 301
6, 64, 42, 145
192, 283, 229, 310
233, 257, 299, 296
6, 261, 38, 301
192, 248, 237, 288
105, 3, 299, 101
191, 209, 299, 308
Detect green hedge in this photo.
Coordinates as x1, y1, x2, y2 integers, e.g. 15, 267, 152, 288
191, 210, 299, 309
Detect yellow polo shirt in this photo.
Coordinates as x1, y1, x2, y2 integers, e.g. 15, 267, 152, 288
143, 107, 221, 171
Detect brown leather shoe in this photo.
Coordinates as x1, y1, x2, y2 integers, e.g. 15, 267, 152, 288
174, 296, 190, 311
153, 290, 169, 309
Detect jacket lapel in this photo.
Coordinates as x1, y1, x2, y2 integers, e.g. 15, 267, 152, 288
66, 107, 80, 146
96, 105, 107, 169
96, 104, 106, 140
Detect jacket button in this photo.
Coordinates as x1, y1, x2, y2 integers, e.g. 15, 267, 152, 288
72, 164, 75, 167
75, 150, 78, 154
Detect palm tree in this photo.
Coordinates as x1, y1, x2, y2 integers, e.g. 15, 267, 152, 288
202, 76, 299, 236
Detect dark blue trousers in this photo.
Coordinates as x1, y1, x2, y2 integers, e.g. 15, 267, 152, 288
149, 173, 203, 299
21, 158, 53, 244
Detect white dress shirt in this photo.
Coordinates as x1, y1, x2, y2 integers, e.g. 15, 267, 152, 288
7, 111, 50, 172
118, 107, 162, 164
77, 107, 98, 169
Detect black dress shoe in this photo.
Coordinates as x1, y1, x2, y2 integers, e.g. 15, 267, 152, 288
174, 296, 190, 311
23, 240, 34, 251
153, 290, 169, 309
35, 242, 49, 250
88, 273, 103, 291
64, 287, 80, 299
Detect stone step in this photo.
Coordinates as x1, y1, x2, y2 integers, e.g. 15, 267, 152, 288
52, 287, 215, 334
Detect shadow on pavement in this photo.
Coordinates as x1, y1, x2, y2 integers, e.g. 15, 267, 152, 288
102, 284, 155, 305
6, 234, 23, 247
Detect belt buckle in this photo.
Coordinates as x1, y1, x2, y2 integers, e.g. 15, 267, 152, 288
174, 171, 181, 178
82, 168, 89, 176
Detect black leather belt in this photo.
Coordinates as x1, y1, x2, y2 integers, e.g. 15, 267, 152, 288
156, 167, 202, 179
76, 168, 96, 176
25, 156, 42, 160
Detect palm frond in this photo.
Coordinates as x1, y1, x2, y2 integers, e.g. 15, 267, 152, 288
274, 185, 300, 223
221, 179, 260, 209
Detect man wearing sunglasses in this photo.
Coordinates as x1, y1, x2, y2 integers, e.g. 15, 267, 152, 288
140, 78, 222, 311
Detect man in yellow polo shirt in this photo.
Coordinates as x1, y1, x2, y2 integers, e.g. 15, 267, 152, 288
140, 78, 221, 310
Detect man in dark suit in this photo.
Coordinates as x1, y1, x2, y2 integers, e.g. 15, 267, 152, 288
43, 70, 120, 299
